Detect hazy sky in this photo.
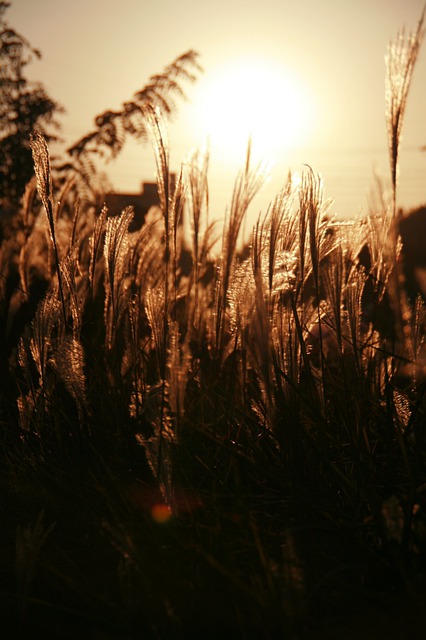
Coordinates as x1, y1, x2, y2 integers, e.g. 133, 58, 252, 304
8, 0, 426, 222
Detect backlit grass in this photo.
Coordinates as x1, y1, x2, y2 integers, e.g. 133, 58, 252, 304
1, 9, 426, 639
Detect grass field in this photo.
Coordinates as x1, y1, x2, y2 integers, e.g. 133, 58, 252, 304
1, 13, 426, 640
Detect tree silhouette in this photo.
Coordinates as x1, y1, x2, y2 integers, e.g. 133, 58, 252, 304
58, 50, 202, 205
67, 49, 202, 160
0, 0, 201, 208
0, 2, 63, 205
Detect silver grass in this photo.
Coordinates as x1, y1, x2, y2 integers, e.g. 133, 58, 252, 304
125, 293, 150, 419
384, 6, 424, 362
344, 262, 369, 374
185, 146, 210, 268
19, 214, 51, 292
321, 222, 367, 365
392, 388, 412, 433
398, 294, 426, 384
30, 131, 67, 324
215, 140, 267, 354
273, 294, 310, 386
225, 139, 267, 260
301, 167, 330, 285
18, 244, 29, 298
169, 165, 186, 320
249, 219, 275, 414
29, 131, 54, 219
89, 204, 108, 292
29, 293, 62, 390
103, 206, 134, 349
54, 175, 76, 224
385, 6, 425, 214
181, 147, 207, 343
51, 334, 88, 421
250, 211, 298, 305
320, 244, 345, 356
141, 105, 174, 413
182, 148, 217, 344
227, 256, 255, 338
170, 164, 185, 237
144, 283, 166, 376
264, 173, 298, 293
134, 216, 165, 293
166, 319, 190, 420
142, 104, 170, 217
412, 295, 426, 364
69, 196, 80, 251
297, 167, 334, 405
136, 427, 175, 511
364, 212, 394, 303
59, 247, 83, 338
21, 176, 37, 230
17, 338, 39, 433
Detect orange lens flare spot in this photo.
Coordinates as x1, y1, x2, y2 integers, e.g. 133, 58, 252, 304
151, 503, 172, 523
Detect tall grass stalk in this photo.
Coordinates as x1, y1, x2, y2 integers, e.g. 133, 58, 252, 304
385, 5, 425, 217
30, 131, 67, 326
298, 167, 333, 415
142, 106, 171, 376
214, 139, 267, 356
140, 104, 189, 499
185, 146, 211, 339
385, 5, 425, 355
103, 206, 133, 351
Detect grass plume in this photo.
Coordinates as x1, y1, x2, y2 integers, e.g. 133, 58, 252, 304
385, 5, 425, 215
30, 131, 67, 325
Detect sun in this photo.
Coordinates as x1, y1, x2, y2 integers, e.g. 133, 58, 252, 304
195, 57, 315, 164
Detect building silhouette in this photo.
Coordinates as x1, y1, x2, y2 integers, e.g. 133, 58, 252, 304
104, 175, 176, 231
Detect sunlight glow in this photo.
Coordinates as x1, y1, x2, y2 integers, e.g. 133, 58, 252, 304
196, 57, 316, 164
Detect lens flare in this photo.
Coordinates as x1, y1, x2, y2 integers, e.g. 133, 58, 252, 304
151, 503, 172, 523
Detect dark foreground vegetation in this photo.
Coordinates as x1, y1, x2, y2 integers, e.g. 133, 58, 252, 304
1, 6, 426, 640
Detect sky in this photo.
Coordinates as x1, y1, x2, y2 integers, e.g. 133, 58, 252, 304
7, 0, 426, 225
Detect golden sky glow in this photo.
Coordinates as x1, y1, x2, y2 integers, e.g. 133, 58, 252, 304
8, 0, 426, 219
